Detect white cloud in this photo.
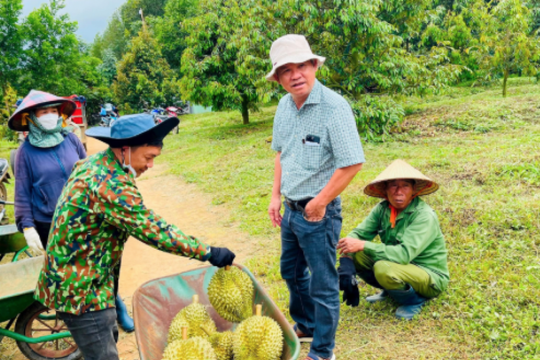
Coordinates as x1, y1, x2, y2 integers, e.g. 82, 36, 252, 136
22, 0, 126, 43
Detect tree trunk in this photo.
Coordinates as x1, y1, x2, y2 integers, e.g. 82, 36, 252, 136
502, 70, 509, 97
241, 96, 249, 125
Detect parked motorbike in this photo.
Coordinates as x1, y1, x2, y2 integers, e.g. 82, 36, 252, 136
151, 107, 168, 125
99, 103, 118, 127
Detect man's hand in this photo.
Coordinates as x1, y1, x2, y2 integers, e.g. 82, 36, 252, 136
208, 246, 236, 268
338, 257, 359, 307
303, 199, 326, 222
337, 237, 365, 255
268, 196, 283, 227
24, 227, 44, 256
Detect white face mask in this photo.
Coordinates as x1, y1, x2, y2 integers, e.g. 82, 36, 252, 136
38, 113, 61, 130
122, 147, 137, 177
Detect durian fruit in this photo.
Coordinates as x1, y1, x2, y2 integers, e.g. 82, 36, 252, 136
208, 266, 254, 323
232, 304, 284, 360
162, 326, 217, 360
168, 295, 217, 343
202, 326, 234, 360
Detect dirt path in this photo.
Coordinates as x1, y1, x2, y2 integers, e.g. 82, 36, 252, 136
3, 138, 257, 360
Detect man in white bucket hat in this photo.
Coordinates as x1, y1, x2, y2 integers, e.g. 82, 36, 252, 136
336, 160, 449, 320
267, 34, 365, 360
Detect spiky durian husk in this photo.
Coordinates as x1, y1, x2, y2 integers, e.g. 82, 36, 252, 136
162, 337, 217, 360
208, 267, 254, 323
232, 315, 283, 360
168, 303, 217, 342
208, 331, 234, 360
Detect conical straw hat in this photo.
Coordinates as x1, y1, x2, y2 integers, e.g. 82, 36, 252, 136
364, 159, 439, 198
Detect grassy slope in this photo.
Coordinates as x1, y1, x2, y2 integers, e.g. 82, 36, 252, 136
160, 78, 540, 359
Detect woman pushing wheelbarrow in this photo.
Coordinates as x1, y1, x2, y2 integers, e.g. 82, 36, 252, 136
33, 113, 236, 360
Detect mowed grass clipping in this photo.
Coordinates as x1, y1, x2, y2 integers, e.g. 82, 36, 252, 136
160, 78, 540, 359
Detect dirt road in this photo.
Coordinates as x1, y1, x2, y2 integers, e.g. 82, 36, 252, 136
3, 137, 257, 360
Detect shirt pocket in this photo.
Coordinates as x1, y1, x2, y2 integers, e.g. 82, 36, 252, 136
301, 143, 322, 171
33, 179, 66, 216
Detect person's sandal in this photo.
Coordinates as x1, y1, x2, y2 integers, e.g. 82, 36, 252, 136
294, 324, 313, 343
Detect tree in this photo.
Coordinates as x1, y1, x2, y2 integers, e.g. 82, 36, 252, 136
113, 25, 180, 110
120, 0, 168, 37
97, 48, 118, 85
470, 0, 540, 96
91, 11, 129, 61
180, 0, 279, 124
0, 0, 23, 110
17, 0, 80, 95
154, 0, 199, 70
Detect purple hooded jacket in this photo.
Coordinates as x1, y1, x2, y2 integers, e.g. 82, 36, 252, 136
15, 133, 87, 231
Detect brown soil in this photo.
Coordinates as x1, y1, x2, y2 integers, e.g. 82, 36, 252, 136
2, 137, 256, 360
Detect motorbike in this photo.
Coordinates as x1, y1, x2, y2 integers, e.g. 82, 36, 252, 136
151, 107, 168, 125
99, 103, 118, 127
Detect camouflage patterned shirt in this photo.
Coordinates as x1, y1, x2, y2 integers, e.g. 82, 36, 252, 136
35, 148, 211, 315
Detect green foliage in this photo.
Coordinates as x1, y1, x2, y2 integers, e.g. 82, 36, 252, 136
180, 0, 279, 124
97, 48, 118, 85
91, 11, 129, 61
0, 84, 19, 141
120, 0, 168, 36
278, 0, 462, 99
0, 0, 23, 108
18, 0, 80, 94
349, 96, 405, 142
469, 0, 540, 96
113, 26, 180, 110
153, 0, 199, 70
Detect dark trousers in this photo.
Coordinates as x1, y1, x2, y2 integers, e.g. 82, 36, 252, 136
280, 198, 342, 359
34, 221, 51, 249
58, 308, 119, 360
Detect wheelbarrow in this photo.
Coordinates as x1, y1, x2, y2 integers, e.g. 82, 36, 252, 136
0, 256, 82, 360
133, 264, 300, 360
0, 223, 31, 262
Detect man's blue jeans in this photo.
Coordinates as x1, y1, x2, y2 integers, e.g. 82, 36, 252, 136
280, 198, 342, 359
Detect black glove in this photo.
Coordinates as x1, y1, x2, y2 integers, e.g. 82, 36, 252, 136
208, 246, 236, 268
338, 257, 359, 307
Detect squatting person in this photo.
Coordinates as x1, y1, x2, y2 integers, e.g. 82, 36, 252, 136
337, 159, 450, 320
34, 114, 236, 360
267, 34, 365, 360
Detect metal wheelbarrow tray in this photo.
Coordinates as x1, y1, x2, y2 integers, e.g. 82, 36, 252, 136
132, 264, 300, 360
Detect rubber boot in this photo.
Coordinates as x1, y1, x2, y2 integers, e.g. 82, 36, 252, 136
115, 295, 135, 332
387, 285, 427, 320
366, 290, 389, 303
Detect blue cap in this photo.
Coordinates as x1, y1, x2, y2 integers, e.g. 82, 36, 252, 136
86, 113, 179, 147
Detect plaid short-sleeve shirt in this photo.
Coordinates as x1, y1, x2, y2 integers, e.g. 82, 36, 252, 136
271, 80, 365, 200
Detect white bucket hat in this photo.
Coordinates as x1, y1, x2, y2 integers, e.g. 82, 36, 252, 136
266, 34, 326, 82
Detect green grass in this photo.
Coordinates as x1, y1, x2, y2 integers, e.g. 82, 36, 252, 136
158, 77, 540, 359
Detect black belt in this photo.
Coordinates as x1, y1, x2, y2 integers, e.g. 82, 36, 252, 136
285, 197, 313, 212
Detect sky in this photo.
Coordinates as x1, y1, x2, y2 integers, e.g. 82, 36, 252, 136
22, 0, 126, 43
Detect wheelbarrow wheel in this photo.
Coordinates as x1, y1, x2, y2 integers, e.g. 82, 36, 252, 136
15, 301, 82, 360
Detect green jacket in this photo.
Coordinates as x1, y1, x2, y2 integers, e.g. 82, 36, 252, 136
347, 197, 449, 292
35, 148, 211, 315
